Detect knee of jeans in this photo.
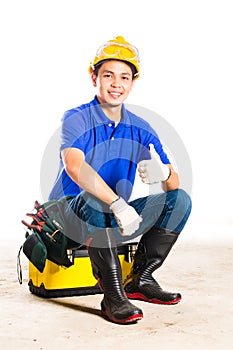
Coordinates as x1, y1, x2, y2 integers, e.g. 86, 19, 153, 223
80, 191, 109, 214
176, 189, 192, 213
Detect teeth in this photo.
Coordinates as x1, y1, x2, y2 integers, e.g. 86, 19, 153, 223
109, 92, 121, 96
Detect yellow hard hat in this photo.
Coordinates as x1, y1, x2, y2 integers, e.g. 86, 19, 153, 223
88, 36, 140, 79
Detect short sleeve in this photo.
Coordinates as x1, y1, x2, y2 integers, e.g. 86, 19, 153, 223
60, 109, 87, 153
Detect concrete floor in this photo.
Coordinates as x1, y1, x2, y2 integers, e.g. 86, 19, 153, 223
0, 237, 232, 350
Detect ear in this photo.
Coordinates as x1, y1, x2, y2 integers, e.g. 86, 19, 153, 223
91, 73, 97, 87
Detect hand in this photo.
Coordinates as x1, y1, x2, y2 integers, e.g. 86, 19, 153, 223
138, 144, 171, 184
110, 197, 142, 236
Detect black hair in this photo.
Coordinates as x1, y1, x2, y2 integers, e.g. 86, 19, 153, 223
93, 59, 137, 80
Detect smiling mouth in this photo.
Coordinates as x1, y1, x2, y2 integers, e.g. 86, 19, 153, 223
108, 91, 122, 97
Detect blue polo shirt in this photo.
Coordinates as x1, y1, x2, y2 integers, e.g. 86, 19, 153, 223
49, 96, 170, 201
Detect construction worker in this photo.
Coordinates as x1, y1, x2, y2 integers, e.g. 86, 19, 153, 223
49, 36, 192, 324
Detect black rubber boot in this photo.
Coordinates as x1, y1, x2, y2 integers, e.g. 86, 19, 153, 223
124, 228, 181, 305
87, 229, 143, 324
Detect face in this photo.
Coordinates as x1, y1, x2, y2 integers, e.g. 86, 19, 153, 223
91, 60, 135, 106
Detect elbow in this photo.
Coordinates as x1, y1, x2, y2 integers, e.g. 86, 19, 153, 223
64, 163, 81, 182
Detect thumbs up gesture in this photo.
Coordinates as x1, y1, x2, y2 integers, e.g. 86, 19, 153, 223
138, 144, 171, 184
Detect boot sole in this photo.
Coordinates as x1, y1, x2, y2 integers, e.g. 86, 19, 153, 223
126, 292, 181, 305
101, 309, 143, 324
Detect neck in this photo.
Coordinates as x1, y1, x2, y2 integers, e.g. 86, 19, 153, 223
101, 103, 122, 124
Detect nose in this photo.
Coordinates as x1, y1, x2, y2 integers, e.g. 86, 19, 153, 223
111, 76, 121, 87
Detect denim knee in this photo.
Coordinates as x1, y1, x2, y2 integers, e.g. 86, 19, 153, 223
169, 188, 192, 232
154, 188, 192, 233
77, 191, 111, 227
176, 189, 192, 213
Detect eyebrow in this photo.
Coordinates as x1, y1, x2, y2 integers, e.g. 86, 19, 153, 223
102, 70, 131, 76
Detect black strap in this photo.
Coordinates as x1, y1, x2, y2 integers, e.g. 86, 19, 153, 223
17, 245, 23, 284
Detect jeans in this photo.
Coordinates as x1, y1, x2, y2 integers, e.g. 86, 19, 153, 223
64, 189, 192, 246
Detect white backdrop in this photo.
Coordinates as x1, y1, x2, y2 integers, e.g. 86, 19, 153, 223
1, 0, 232, 240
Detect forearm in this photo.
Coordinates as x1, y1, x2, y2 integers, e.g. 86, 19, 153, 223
62, 148, 118, 205
161, 165, 179, 192
76, 162, 142, 236
62, 148, 142, 236
73, 161, 118, 204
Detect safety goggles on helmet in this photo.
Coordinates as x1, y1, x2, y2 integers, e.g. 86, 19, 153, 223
96, 41, 139, 62
88, 36, 140, 78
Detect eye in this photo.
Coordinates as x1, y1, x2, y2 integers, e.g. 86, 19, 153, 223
103, 73, 112, 78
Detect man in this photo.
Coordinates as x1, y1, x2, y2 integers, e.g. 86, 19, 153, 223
49, 36, 192, 324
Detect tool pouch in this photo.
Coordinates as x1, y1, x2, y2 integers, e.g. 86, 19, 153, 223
22, 232, 47, 273
18, 196, 74, 283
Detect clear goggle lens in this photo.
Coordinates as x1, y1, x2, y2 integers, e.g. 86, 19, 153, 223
96, 41, 139, 62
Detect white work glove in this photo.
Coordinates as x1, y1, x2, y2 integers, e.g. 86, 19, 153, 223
110, 197, 142, 236
138, 144, 171, 184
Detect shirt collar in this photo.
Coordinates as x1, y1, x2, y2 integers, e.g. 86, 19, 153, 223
89, 96, 131, 127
